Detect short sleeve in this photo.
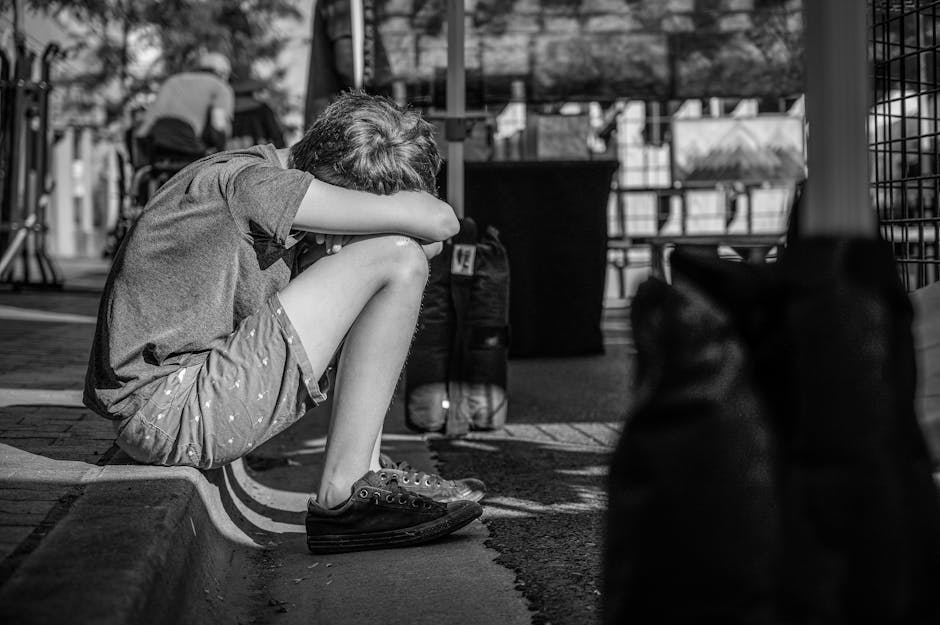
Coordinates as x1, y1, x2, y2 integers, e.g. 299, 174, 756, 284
224, 159, 314, 246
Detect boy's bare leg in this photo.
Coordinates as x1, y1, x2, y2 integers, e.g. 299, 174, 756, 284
369, 426, 384, 470
277, 235, 428, 508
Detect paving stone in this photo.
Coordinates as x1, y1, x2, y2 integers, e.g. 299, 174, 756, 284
0, 485, 65, 501
533, 423, 600, 446
40, 448, 109, 463
0, 512, 48, 526
0, 423, 72, 433
0, 527, 33, 560
9, 414, 86, 425
568, 421, 623, 447
0, 438, 54, 451
501, 423, 544, 440
0, 431, 71, 439
0, 500, 63, 516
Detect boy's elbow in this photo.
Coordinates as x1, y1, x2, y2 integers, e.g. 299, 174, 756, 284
437, 211, 460, 240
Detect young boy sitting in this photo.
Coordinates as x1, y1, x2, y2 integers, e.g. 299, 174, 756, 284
84, 91, 485, 554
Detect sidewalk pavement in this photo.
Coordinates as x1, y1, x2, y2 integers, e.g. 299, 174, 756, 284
0, 258, 625, 625
0, 260, 234, 625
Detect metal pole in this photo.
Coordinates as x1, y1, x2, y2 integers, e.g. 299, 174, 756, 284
1, 37, 29, 273
79, 127, 95, 255
35, 44, 61, 284
0, 214, 35, 277
446, 0, 466, 218
12, 0, 23, 36
52, 126, 75, 257
801, 0, 875, 237
350, 0, 364, 89
0, 50, 12, 248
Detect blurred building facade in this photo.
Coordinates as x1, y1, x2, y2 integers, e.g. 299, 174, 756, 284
4, 0, 938, 297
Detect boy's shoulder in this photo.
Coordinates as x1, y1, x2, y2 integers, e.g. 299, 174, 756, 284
189, 145, 309, 209
203, 144, 281, 168
146, 146, 281, 209
188, 144, 284, 183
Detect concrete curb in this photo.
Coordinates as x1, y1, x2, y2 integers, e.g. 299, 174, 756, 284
0, 457, 258, 625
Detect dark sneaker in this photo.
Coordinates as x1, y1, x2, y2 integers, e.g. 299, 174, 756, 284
306, 471, 482, 554
378, 453, 486, 503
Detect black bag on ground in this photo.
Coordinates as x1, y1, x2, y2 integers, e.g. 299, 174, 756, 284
406, 218, 510, 434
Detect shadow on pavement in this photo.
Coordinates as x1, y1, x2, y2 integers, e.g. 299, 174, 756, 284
431, 436, 612, 625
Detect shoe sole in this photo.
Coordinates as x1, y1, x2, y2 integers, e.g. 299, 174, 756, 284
306, 503, 482, 554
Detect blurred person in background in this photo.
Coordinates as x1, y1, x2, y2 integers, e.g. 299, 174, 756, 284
136, 51, 235, 168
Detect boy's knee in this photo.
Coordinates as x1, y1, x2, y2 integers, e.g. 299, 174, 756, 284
382, 236, 430, 283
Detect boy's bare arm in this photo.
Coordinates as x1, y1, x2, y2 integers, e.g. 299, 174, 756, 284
315, 234, 444, 260
293, 178, 459, 243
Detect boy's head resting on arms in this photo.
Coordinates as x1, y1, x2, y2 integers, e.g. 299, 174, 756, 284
290, 91, 442, 196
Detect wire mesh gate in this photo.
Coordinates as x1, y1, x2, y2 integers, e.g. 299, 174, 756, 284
871, 0, 940, 290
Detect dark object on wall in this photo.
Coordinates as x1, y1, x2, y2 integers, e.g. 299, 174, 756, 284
605, 242, 940, 624
440, 160, 617, 357
406, 218, 510, 435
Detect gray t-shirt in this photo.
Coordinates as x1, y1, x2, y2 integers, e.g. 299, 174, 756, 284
84, 144, 314, 420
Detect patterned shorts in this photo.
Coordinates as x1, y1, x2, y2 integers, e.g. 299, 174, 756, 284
114, 294, 329, 469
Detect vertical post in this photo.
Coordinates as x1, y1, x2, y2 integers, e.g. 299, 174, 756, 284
52, 127, 75, 258
708, 98, 721, 118
12, 0, 23, 35
350, 0, 364, 89
36, 45, 58, 261
106, 145, 120, 234
79, 127, 95, 255
0, 50, 10, 257
446, 0, 466, 218
801, 0, 875, 237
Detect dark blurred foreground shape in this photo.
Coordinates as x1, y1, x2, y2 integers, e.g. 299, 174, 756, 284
605, 249, 780, 624
605, 245, 940, 624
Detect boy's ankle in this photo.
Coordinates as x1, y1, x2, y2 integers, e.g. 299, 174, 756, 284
317, 482, 352, 509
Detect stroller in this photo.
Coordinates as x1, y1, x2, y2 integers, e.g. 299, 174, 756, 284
103, 119, 207, 258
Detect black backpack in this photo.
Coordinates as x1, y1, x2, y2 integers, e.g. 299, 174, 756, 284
405, 218, 510, 435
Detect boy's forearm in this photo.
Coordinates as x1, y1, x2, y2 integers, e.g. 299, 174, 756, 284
293, 179, 458, 242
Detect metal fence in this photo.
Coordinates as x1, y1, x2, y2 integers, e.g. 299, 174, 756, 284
871, 0, 940, 289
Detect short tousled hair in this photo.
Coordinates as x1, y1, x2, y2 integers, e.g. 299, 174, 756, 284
290, 91, 442, 196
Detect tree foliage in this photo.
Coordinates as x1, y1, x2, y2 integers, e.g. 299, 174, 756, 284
2, 0, 302, 121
